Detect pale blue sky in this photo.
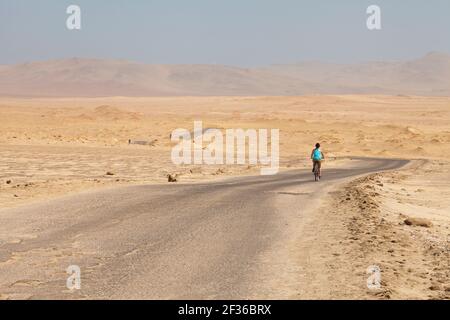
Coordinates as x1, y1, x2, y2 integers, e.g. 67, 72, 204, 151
1, 0, 449, 65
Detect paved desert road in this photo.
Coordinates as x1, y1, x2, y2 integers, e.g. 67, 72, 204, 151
0, 158, 407, 300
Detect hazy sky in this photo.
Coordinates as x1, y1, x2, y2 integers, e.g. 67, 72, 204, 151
1, 0, 449, 66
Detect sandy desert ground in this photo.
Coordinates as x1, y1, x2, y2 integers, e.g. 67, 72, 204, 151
0, 95, 449, 299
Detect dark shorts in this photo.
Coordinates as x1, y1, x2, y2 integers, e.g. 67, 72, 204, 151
313, 160, 322, 170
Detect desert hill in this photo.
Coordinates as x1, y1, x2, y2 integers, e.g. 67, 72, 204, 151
0, 52, 448, 97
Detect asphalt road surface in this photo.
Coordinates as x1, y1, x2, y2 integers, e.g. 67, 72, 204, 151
0, 158, 408, 299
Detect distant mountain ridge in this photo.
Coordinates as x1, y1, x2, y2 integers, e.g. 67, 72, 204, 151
0, 52, 449, 97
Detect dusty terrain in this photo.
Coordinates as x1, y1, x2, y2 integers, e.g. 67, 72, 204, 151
0, 158, 405, 300
0, 95, 449, 299
290, 161, 449, 299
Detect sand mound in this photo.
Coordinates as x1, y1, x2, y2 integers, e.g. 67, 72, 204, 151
430, 137, 443, 144
413, 146, 426, 154
73, 113, 95, 121
404, 126, 423, 136
404, 217, 432, 228
318, 135, 341, 144
94, 105, 121, 114
385, 138, 402, 143
92, 105, 142, 121
377, 149, 392, 156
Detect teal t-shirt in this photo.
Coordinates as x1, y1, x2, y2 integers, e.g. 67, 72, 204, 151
312, 148, 322, 160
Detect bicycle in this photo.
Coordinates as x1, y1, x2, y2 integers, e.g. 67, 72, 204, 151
313, 161, 321, 181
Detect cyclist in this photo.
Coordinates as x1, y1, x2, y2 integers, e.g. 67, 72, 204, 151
311, 143, 324, 178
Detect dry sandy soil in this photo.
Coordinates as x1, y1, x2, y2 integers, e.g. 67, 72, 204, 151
0, 95, 449, 299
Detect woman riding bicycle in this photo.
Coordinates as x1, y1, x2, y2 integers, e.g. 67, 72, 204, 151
311, 143, 325, 178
